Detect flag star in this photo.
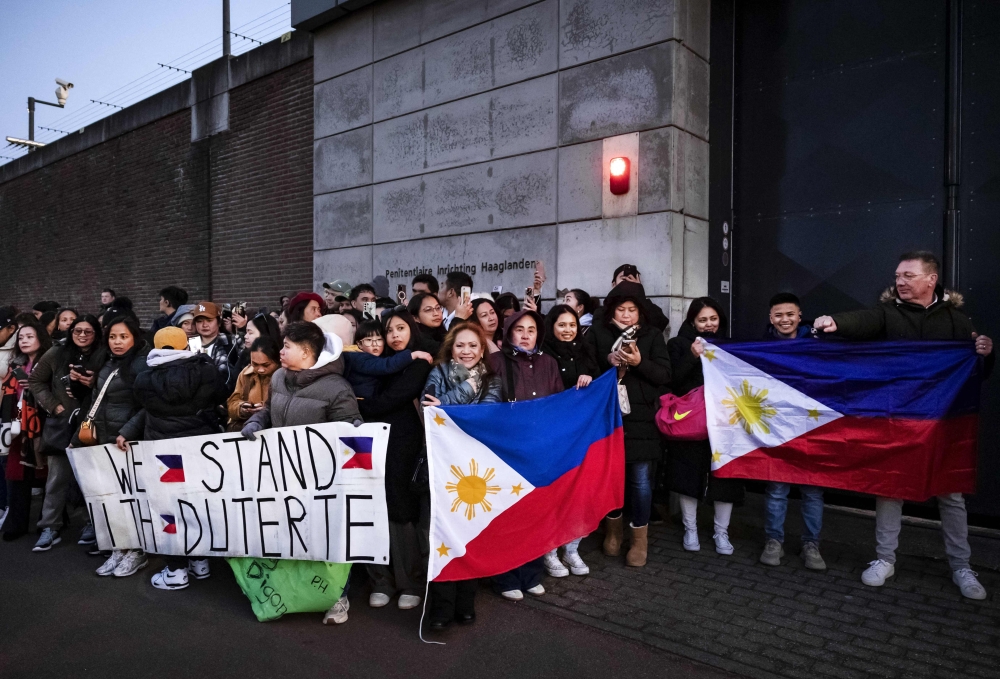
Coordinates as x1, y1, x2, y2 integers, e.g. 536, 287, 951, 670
433, 413, 446, 426
704, 349, 717, 362
511, 483, 523, 496
436, 542, 450, 557
711, 450, 722, 463
807, 408, 820, 421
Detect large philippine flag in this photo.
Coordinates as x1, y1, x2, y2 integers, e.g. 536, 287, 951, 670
425, 369, 624, 582
701, 340, 982, 501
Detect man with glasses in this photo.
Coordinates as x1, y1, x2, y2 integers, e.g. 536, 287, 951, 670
814, 251, 994, 599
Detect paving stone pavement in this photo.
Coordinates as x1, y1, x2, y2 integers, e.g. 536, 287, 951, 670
522, 518, 1000, 679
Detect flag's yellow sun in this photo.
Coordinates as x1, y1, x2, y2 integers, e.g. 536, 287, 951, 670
446, 459, 501, 520
722, 380, 778, 435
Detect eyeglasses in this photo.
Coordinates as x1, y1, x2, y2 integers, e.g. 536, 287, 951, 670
421, 305, 443, 314
895, 273, 931, 282
72, 329, 95, 337
359, 337, 384, 347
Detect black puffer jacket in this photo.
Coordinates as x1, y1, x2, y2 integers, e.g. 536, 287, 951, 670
542, 324, 600, 390
78, 344, 150, 446
122, 351, 228, 441
587, 282, 672, 463
664, 321, 744, 504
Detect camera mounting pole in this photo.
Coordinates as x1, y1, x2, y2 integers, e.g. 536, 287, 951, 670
26, 96, 64, 148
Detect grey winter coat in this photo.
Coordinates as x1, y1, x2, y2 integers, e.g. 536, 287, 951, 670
247, 356, 361, 429
29, 344, 108, 416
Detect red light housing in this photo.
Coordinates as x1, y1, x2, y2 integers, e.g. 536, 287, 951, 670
609, 157, 630, 195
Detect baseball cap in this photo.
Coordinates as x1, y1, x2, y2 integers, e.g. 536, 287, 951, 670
193, 301, 220, 319
612, 264, 641, 282
0, 306, 16, 328
154, 326, 189, 350
323, 280, 352, 296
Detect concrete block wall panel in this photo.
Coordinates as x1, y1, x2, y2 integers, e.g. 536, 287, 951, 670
315, 65, 374, 138
315, 186, 374, 249
315, 244, 375, 289
313, 0, 711, 312
373, 0, 558, 121
315, 126, 373, 193
373, 225, 557, 298
373, 149, 556, 243
372, 74, 558, 183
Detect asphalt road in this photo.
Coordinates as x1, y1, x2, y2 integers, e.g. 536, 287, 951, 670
0, 516, 737, 679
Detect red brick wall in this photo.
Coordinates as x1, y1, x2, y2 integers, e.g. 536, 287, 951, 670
0, 58, 313, 326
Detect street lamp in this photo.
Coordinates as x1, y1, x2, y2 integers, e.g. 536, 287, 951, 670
5, 79, 73, 152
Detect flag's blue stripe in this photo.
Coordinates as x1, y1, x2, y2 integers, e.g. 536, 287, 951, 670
339, 436, 373, 454
441, 369, 622, 487
156, 454, 184, 469
716, 340, 982, 419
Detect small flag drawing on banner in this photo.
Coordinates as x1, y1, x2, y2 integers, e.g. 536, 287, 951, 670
155, 455, 185, 483
161, 514, 177, 534
340, 436, 373, 470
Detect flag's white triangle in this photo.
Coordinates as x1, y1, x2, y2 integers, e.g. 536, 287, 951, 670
700, 342, 842, 470
424, 407, 535, 581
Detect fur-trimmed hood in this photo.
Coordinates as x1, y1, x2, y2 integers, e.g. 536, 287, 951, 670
879, 286, 964, 308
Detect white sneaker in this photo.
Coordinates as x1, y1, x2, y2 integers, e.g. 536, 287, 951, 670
861, 559, 895, 586
151, 566, 189, 590
96, 550, 125, 577
187, 558, 210, 579
563, 551, 590, 576
526, 584, 545, 596
0, 507, 8, 531
501, 589, 523, 601
31, 487, 42, 496
953, 569, 987, 600
369, 592, 390, 608
397, 594, 421, 610
543, 550, 569, 577
113, 550, 148, 577
323, 596, 350, 624
713, 532, 734, 555
32, 527, 61, 551
682, 528, 700, 551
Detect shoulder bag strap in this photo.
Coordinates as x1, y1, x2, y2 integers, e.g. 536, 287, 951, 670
86, 369, 119, 420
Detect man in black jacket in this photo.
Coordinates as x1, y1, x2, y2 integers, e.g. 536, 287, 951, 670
814, 251, 994, 600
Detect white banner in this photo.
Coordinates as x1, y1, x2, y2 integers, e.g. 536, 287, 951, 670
67, 422, 390, 563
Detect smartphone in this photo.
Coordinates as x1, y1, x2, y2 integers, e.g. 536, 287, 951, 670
525, 286, 534, 305
363, 301, 376, 318
535, 260, 546, 282
491, 285, 503, 301
396, 284, 407, 304
425, 384, 436, 399
188, 336, 203, 353
460, 286, 471, 306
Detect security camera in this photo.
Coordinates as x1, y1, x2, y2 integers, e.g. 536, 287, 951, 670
55, 78, 74, 106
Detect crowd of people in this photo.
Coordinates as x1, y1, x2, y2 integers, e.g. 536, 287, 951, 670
0, 251, 993, 631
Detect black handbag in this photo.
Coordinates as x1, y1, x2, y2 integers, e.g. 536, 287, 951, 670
41, 408, 79, 455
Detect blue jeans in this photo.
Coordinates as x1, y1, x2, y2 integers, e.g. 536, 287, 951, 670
764, 482, 823, 544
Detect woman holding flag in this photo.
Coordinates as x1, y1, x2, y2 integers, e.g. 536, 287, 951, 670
421, 322, 503, 629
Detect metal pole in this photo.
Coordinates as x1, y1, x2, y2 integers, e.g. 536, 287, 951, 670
223, 0, 231, 57
28, 97, 35, 144
944, 0, 962, 289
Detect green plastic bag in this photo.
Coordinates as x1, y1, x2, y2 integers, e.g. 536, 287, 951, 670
227, 557, 351, 622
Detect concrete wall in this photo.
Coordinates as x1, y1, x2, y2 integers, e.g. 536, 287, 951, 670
310, 0, 710, 328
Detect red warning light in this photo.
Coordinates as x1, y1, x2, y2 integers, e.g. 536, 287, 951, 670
609, 157, 630, 195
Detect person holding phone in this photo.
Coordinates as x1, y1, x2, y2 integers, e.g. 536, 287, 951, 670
226, 336, 280, 432
586, 282, 672, 568
438, 272, 474, 330
28, 314, 107, 552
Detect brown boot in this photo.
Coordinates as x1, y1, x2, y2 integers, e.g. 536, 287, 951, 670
626, 524, 648, 567
602, 516, 624, 556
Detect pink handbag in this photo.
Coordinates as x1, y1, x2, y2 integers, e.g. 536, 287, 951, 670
656, 386, 708, 440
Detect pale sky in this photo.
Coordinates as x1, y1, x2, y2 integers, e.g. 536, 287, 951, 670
1, 0, 292, 164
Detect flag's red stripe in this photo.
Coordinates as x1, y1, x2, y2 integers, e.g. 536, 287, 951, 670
713, 415, 978, 502
435, 428, 625, 582
342, 453, 373, 470
163, 525, 177, 534
159, 469, 185, 483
